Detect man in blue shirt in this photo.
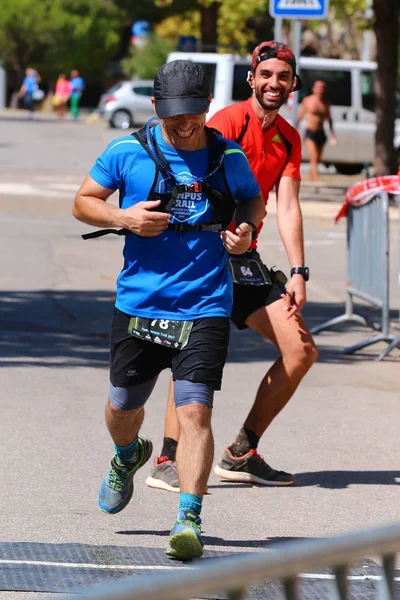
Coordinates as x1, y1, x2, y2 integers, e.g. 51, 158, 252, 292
69, 69, 85, 119
72, 59, 264, 561
17, 67, 40, 117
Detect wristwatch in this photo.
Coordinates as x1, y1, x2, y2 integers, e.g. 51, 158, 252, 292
243, 221, 258, 241
290, 266, 310, 281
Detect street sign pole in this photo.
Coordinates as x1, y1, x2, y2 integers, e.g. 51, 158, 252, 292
291, 19, 302, 127
0, 62, 5, 111
274, 18, 283, 42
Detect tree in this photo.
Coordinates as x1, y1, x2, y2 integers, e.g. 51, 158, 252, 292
372, 0, 399, 174
122, 33, 176, 79
199, 1, 219, 52
0, 0, 124, 85
115, 0, 193, 21
154, 0, 267, 53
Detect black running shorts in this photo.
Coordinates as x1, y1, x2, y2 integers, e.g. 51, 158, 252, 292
230, 251, 286, 330
110, 308, 230, 390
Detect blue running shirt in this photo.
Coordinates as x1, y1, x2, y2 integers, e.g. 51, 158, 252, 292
23, 75, 38, 94
89, 124, 260, 320
70, 76, 85, 97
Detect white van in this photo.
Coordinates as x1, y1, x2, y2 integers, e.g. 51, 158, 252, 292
167, 51, 400, 175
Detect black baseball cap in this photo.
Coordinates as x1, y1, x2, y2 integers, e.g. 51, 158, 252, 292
153, 60, 210, 119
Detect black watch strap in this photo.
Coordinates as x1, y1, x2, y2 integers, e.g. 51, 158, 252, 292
243, 221, 258, 241
290, 266, 310, 281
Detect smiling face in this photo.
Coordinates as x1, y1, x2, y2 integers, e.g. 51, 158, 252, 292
152, 98, 210, 151
250, 58, 294, 112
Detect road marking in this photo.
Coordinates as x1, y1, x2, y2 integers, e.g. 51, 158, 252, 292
33, 176, 83, 182
0, 559, 190, 570
327, 232, 346, 239
0, 182, 73, 198
304, 240, 335, 247
0, 560, 398, 581
0, 183, 39, 195
47, 183, 80, 191
299, 573, 400, 581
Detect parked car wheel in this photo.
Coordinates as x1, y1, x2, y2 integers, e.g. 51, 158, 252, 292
110, 109, 133, 130
334, 163, 365, 176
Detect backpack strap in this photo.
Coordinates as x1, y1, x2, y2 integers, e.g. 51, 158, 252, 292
132, 125, 175, 210
82, 228, 129, 240
202, 127, 237, 229
275, 123, 293, 157
234, 113, 250, 145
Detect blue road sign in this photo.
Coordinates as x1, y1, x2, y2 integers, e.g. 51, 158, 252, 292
270, 0, 328, 19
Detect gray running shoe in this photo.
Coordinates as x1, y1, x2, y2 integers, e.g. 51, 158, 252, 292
99, 434, 153, 513
145, 457, 180, 493
214, 447, 295, 486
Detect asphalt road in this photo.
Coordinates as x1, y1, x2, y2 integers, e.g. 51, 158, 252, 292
0, 110, 399, 600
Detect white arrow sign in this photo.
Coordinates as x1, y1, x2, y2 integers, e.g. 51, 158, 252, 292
270, 0, 328, 19
277, 0, 321, 8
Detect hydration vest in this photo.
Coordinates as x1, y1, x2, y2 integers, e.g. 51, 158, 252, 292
82, 119, 237, 240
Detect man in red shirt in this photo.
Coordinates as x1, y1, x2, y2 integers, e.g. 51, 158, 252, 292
146, 41, 318, 492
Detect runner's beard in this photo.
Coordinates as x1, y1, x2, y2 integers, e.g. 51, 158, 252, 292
255, 88, 291, 112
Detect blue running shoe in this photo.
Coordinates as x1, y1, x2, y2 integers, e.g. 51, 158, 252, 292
98, 434, 153, 514
165, 510, 204, 561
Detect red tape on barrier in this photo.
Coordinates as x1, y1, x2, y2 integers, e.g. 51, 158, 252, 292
334, 175, 400, 224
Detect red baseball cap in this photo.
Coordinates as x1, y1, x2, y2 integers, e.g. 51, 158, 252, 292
251, 41, 302, 91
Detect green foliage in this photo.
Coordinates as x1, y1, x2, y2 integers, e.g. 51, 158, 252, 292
217, 0, 267, 52
330, 0, 367, 18
155, 11, 200, 40
114, 0, 197, 23
0, 0, 124, 83
154, 0, 267, 54
121, 33, 176, 79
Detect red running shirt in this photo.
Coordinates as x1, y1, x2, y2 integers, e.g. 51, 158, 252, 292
208, 98, 302, 246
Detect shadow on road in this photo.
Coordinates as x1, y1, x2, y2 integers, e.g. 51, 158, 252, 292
1, 290, 397, 367
115, 530, 314, 548
295, 470, 400, 489
211, 471, 400, 490
0, 289, 113, 368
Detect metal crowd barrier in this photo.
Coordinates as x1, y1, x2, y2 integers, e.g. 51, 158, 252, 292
54, 522, 400, 600
379, 193, 400, 359
310, 192, 400, 359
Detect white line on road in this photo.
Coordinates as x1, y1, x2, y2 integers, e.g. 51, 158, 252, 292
0, 183, 72, 198
299, 573, 400, 582
33, 176, 83, 182
47, 183, 81, 191
0, 559, 190, 570
304, 240, 335, 247
0, 183, 39, 195
0, 560, 398, 581
327, 232, 346, 239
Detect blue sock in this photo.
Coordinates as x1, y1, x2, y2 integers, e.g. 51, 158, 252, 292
114, 438, 138, 465
179, 493, 202, 518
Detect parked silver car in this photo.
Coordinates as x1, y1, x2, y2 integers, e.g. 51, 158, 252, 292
98, 80, 154, 129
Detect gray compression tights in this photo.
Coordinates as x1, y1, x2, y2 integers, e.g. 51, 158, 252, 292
109, 378, 214, 410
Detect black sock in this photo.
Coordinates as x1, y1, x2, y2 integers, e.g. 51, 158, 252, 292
229, 428, 260, 457
160, 437, 178, 461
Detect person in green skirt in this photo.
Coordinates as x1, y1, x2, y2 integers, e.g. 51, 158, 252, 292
69, 69, 85, 119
